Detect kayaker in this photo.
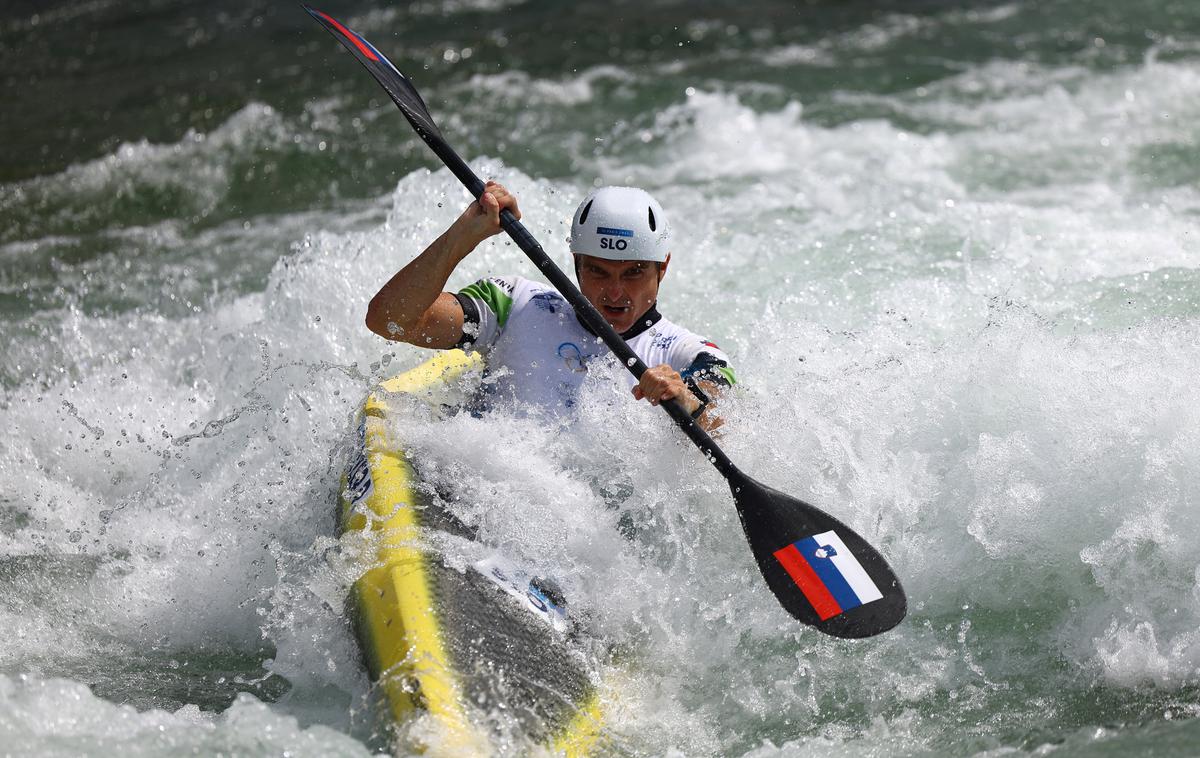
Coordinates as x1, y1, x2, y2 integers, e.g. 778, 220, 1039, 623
365, 182, 735, 430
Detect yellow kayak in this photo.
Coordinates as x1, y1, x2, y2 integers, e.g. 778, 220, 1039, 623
339, 349, 607, 756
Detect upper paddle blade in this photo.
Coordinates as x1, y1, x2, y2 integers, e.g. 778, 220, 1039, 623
730, 471, 906, 638
303, 5, 443, 141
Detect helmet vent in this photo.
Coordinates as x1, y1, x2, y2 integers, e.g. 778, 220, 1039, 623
648, 206, 657, 231
579, 199, 594, 225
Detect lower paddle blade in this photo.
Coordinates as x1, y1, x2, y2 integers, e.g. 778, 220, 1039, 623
730, 471, 906, 638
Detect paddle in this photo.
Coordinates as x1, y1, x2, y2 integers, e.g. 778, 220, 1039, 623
304, 5, 906, 638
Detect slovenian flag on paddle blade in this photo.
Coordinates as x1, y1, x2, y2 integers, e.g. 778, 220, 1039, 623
773, 531, 883, 621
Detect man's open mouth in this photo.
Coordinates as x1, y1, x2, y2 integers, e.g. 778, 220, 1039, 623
602, 304, 630, 316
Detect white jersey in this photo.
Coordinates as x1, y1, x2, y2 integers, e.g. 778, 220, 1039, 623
454, 275, 735, 413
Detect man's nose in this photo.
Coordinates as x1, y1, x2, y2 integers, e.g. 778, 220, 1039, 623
603, 283, 626, 301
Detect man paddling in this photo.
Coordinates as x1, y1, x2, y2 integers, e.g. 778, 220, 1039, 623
365, 182, 735, 430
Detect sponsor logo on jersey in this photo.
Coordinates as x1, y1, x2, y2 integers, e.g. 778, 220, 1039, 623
530, 290, 564, 313
557, 342, 589, 373
652, 333, 678, 350
488, 276, 516, 293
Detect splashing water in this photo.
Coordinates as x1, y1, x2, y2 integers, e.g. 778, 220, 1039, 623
2, 0, 1200, 755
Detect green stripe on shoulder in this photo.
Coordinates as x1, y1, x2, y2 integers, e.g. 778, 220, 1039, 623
459, 280, 514, 328
716, 365, 737, 386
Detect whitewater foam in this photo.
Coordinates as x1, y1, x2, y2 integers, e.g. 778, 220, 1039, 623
3, 6, 1200, 753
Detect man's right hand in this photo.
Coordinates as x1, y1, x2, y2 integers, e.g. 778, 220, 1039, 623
451, 180, 521, 249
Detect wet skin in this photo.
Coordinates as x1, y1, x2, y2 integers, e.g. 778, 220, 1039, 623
574, 254, 669, 334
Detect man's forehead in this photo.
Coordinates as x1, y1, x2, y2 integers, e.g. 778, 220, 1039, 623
577, 255, 650, 271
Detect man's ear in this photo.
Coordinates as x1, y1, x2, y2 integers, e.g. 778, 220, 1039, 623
657, 253, 671, 282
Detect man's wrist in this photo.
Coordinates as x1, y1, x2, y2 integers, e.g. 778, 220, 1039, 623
683, 376, 710, 419
441, 225, 480, 262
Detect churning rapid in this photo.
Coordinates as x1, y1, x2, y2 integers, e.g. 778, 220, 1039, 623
2, 0, 1200, 755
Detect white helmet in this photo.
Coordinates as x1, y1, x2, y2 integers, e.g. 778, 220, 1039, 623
569, 186, 671, 263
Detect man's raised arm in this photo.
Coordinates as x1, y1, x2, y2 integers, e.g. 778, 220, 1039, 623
365, 181, 520, 348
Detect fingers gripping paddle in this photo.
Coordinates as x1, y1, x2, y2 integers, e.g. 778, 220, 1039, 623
304, 6, 906, 638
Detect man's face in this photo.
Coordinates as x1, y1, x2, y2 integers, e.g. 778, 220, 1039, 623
575, 254, 669, 333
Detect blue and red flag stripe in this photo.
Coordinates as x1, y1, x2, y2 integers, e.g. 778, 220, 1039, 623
774, 534, 874, 621
774, 542, 841, 620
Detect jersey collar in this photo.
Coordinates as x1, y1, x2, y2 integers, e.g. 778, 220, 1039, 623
576, 304, 663, 341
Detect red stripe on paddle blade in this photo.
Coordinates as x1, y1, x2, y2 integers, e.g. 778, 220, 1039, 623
316, 11, 379, 61
773, 543, 842, 621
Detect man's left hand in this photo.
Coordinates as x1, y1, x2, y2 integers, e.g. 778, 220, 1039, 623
632, 364, 700, 415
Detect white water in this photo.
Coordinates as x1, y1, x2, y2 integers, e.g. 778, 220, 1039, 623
3, 35, 1200, 757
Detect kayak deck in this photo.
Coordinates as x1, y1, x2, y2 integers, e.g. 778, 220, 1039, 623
339, 349, 607, 755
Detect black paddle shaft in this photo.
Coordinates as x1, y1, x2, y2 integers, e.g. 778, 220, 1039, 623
305, 4, 907, 637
